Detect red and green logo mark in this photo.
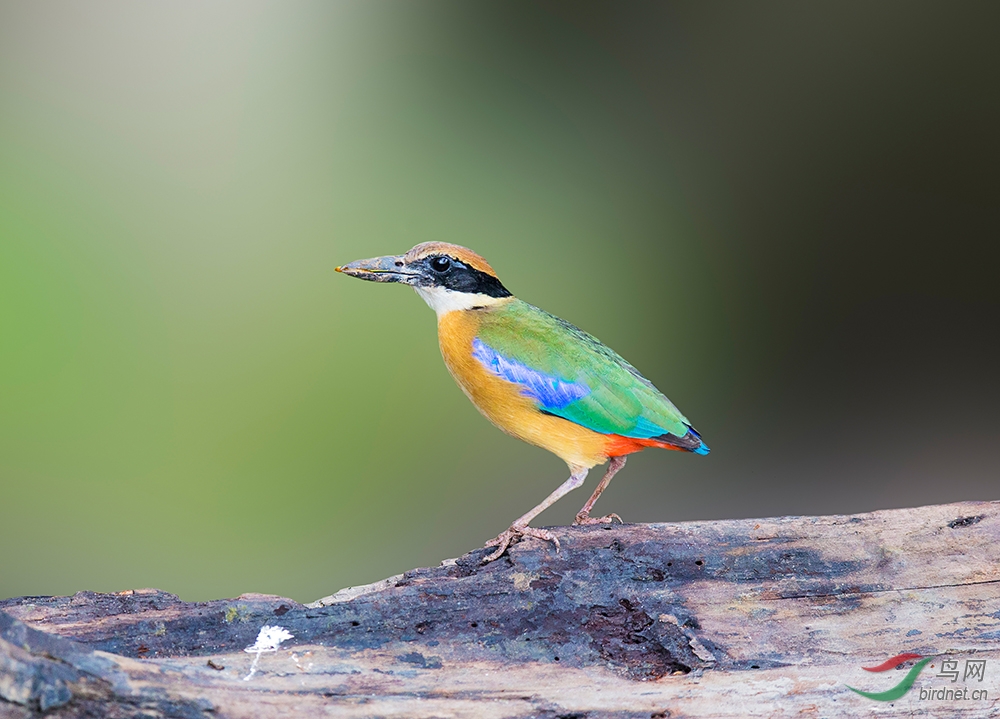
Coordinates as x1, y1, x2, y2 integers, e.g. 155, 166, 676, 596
848, 653, 932, 701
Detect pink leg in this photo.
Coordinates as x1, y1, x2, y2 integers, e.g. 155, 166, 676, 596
482, 467, 589, 563
574, 455, 627, 525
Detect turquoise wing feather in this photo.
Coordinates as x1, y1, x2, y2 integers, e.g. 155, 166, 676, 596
475, 300, 704, 449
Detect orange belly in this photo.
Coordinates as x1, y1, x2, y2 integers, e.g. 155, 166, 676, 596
437, 309, 612, 471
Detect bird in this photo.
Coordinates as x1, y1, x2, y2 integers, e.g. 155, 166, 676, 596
336, 242, 709, 562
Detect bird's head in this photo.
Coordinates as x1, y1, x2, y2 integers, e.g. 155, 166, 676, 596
336, 242, 512, 315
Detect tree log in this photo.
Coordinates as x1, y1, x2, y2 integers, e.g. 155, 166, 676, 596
2, 500, 999, 718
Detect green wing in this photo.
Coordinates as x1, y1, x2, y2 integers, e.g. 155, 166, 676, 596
475, 299, 695, 441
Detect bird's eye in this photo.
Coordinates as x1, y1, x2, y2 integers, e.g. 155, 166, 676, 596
430, 256, 452, 273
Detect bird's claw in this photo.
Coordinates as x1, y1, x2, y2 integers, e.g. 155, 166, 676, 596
482, 525, 560, 564
573, 512, 623, 526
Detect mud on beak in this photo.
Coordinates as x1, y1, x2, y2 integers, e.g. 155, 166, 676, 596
335, 255, 419, 285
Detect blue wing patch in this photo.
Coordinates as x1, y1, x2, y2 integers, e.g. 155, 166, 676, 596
472, 338, 590, 410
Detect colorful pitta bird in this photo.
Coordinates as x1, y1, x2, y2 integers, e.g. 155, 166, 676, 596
337, 242, 709, 562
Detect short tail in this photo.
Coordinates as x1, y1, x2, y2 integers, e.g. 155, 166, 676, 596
686, 427, 711, 455
656, 427, 709, 455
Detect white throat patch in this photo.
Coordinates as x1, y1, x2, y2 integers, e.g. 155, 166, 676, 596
414, 286, 505, 317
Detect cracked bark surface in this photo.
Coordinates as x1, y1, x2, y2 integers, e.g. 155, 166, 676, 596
2, 500, 999, 718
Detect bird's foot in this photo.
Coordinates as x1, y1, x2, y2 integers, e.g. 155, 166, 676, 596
573, 511, 623, 526
482, 524, 559, 564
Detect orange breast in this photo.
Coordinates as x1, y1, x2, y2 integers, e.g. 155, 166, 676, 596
436, 308, 610, 471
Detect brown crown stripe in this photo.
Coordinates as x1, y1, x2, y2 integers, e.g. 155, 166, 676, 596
405, 242, 497, 278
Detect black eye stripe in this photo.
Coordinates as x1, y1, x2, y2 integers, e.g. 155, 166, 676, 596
416, 255, 511, 298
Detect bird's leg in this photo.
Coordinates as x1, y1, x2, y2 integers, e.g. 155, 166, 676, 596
574, 455, 627, 525
482, 467, 589, 564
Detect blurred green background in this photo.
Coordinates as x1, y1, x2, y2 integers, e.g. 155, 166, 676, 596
1, 1, 997, 603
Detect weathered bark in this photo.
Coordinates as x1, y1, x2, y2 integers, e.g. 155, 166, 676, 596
2, 500, 999, 718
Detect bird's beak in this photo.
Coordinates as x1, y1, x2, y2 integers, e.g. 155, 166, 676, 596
335, 254, 418, 285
